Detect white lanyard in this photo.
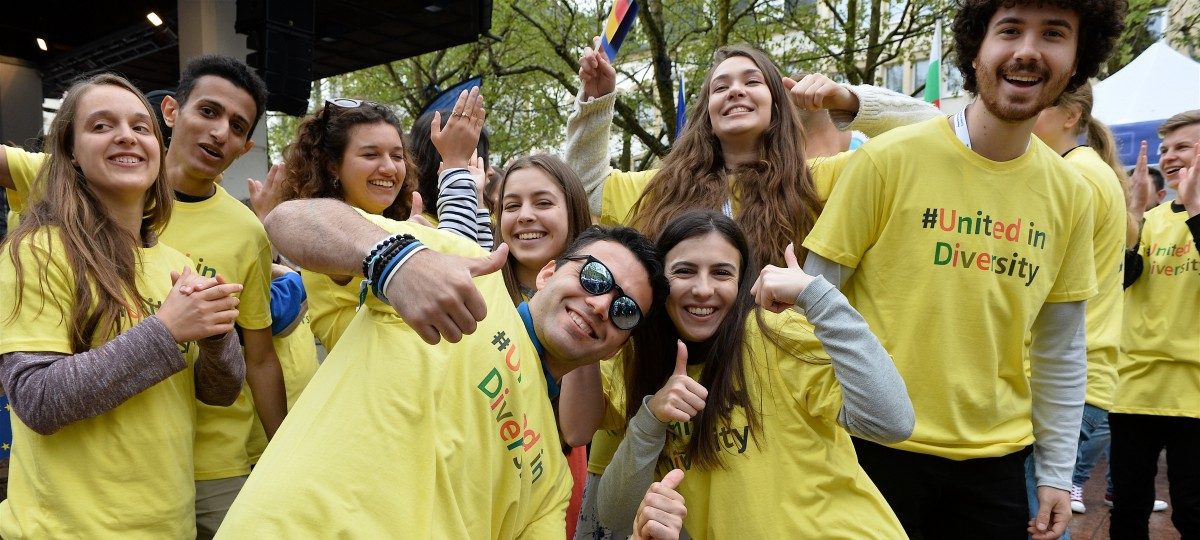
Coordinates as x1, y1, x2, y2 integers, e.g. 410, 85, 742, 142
952, 107, 972, 150
952, 102, 1031, 154
722, 199, 733, 218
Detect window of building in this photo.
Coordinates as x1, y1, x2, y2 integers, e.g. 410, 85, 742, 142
913, 58, 930, 94
884, 64, 904, 92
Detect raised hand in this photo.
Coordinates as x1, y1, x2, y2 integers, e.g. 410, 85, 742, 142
407, 192, 433, 228
431, 87, 487, 170
633, 469, 687, 540
158, 267, 242, 343
750, 243, 816, 313
579, 36, 617, 100
248, 162, 287, 222
382, 243, 509, 345
782, 73, 858, 112
1127, 140, 1156, 220
648, 341, 708, 424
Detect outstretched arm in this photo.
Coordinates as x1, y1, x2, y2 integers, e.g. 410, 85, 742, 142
263, 198, 506, 345
565, 36, 619, 217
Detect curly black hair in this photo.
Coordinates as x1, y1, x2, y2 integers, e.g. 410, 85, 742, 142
952, 0, 1127, 94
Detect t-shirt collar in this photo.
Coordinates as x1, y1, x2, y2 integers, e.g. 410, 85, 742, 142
517, 302, 559, 399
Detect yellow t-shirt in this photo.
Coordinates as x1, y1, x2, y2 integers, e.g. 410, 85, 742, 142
3, 149, 275, 480
302, 271, 362, 351
216, 214, 571, 538
0, 229, 200, 539
803, 117, 1098, 460
3, 146, 46, 229
1112, 204, 1200, 418
1065, 147, 1126, 410
586, 357, 629, 476
608, 310, 904, 539
247, 312, 320, 462
163, 184, 274, 480
597, 153, 853, 227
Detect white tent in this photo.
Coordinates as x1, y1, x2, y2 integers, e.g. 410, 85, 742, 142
1094, 41, 1200, 125
1092, 42, 1200, 166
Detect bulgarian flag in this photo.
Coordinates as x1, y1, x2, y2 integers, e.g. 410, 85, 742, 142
924, 21, 943, 108
600, 0, 639, 60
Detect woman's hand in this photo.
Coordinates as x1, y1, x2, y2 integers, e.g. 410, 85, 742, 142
647, 341, 708, 424
750, 243, 815, 313
579, 35, 617, 100
158, 267, 242, 343
248, 162, 287, 223
431, 87, 486, 170
782, 73, 857, 112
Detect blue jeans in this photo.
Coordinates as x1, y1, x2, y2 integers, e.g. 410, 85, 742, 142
1072, 404, 1111, 488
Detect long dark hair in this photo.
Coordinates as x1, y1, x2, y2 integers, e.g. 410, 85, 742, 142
495, 154, 593, 305
279, 100, 416, 220
6, 73, 172, 352
628, 45, 822, 268
624, 210, 761, 470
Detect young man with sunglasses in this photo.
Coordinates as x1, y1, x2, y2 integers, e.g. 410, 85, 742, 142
803, 1, 1126, 538
215, 198, 665, 538
0, 55, 286, 537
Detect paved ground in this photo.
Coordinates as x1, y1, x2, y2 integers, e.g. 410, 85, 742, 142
1067, 451, 1179, 540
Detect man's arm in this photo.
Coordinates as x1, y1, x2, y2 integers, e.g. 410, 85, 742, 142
241, 327, 286, 437
263, 198, 506, 344
1027, 300, 1087, 539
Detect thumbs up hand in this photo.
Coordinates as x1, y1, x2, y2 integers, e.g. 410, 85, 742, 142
647, 341, 708, 424
750, 243, 816, 313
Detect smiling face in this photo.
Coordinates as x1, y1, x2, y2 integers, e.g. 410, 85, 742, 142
530, 240, 653, 366
500, 167, 571, 282
163, 75, 256, 180
707, 55, 774, 147
973, 4, 1079, 122
663, 232, 741, 342
1159, 122, 1200, 190
338, 122, 406, 215
72, 84, 162, 209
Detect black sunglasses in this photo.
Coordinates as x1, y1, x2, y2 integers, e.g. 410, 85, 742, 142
562, 255, 644, 331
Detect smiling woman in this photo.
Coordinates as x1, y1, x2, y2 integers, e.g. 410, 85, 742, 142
0, 73, 244, 538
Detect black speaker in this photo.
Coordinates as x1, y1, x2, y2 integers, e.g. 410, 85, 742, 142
236, 0, 314, 116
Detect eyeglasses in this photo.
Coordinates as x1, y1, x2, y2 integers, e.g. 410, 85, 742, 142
562, 255, 644, 331
326, 98, 363, 108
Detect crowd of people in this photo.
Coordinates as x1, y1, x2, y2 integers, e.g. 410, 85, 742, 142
0, 0, 1196, 539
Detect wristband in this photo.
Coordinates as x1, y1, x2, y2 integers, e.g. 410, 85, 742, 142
371, 240, 425, 303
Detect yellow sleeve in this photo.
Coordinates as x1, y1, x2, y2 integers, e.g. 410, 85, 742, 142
802, 150, 888, 268
599, 169, 659, 226
356, 209, 486, 258
598, 357, 627, 431
4, 146, 49, 214
0, 230, 74, 355
1046, 188, 1099, 303
759, 311, 844, 425
807, 151, 856, 201
236, 236, 275, 331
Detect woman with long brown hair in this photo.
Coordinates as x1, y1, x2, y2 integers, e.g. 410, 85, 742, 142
595, 210, 912, 538
0, 73, 244, 537
567, 41, 939, 267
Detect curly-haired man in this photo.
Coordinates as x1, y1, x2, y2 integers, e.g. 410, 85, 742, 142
803, 1, 1127, 538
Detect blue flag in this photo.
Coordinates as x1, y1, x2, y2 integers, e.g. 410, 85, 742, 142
420, 76, 483, 117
